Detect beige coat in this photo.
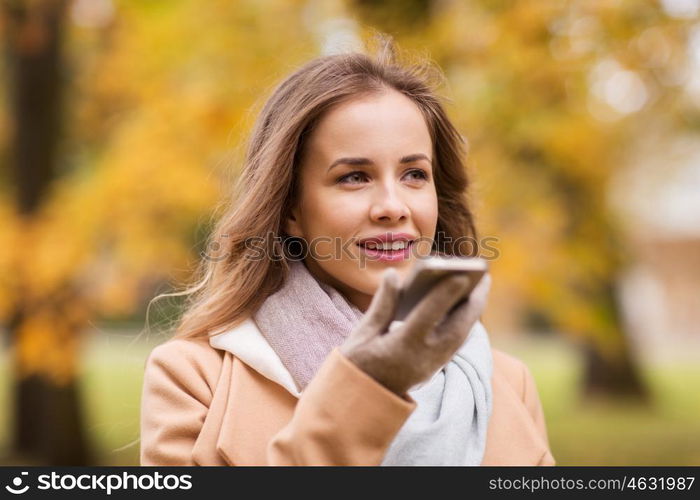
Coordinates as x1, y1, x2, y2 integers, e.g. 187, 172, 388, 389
139, 317, 555, 466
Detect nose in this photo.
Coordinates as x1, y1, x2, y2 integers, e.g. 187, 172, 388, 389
369, 181, 410, 223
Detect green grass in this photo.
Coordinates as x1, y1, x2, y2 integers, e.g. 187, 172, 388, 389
1, 331, 699, 465
78, 329, 166, 465
497, 335, 700, 465
0, 327, 166, 466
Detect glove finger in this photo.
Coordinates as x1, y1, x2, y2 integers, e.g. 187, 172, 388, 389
356, 267, 401, 336
433, 273, 491, 345
399, 273, 473, 346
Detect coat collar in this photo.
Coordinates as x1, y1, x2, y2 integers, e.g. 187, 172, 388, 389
209, 317, 301, 398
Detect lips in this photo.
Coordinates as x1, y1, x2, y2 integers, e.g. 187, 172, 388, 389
356, 232, 417, 250
357, 240, 414, 262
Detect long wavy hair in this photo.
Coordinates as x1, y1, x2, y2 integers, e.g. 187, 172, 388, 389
157, 37, 478, 340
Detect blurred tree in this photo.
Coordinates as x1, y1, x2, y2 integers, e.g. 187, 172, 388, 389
1, 0, 92, 465
0, 0, 315, 464
350, 0, 697, 399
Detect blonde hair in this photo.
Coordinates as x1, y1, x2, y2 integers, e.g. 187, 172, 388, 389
155, 36, 478, 340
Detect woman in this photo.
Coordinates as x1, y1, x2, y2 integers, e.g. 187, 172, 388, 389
140, 39, 555, 466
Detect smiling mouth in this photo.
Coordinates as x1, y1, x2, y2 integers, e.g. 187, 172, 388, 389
356, 240, 415, 252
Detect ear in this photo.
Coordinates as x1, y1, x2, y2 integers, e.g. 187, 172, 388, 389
284, 206, 304, 239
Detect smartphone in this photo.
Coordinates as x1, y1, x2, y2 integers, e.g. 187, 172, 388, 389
393, 255, 489, 321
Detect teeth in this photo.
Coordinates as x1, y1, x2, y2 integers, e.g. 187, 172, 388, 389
363, 241, 409, 250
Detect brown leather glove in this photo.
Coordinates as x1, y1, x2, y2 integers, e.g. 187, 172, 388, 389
339, 268, 491, 398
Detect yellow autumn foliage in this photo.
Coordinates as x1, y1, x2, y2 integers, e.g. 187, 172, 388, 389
0, 0, 694, 386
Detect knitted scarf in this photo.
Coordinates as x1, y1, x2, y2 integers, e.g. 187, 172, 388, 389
253, 259, 493, 465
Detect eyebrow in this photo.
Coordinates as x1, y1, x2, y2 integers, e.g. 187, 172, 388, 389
327, 153, 432, 172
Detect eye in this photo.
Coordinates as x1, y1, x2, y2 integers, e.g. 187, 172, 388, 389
404, 168, 429, 181
337, 171, 369, 184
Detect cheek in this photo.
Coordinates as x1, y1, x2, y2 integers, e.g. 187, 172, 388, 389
412, 191, 439, 256
304, 190, 365, 236
299, 191, 365, 259
412, 189, 439, 230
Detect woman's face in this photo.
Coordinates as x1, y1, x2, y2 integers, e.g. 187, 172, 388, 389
285, 89, 438, 312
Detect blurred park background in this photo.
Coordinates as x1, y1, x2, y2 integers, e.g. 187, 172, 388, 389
1, 0, 699, 465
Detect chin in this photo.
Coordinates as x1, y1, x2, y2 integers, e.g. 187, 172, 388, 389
358, 264, 405, 291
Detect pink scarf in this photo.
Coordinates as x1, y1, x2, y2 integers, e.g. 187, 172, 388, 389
254, 259, 364, 390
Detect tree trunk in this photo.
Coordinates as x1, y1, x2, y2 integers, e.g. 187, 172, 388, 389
3, 0, 93, 465
582, 341, 649, 401
14, 374, 92, 465
581, 280, 649, 402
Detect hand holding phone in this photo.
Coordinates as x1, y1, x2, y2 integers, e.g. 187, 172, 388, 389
393, 256, 489, 321
339, 256, 491, 397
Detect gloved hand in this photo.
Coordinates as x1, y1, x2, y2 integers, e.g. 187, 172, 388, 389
339, 268, 491, 398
